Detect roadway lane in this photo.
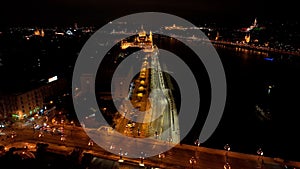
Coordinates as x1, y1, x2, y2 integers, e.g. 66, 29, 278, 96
2, 125, 300, 169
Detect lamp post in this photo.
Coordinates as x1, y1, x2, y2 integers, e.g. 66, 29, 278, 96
88, 139, 94, 149
102, 107, 107, 115
224, 144, 230, 163
167, 136, 172, 148
38, 131, 44, 141
139, 152, 145, 167
223, 162, 231, 169
155, 130, 158, 139
189, 156, 196, 169
137, 127, 140, 136
70, 120, 74, 137
257, 148, 264, 168
194, 139, 200, 147
158, 152, 165, 168
194, 139, 200, 159
11, 131, 16, 143
118, 148, 124, 163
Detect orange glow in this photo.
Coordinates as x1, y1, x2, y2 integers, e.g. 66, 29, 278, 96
34, 29, 40, 36
245, 34, 250, 43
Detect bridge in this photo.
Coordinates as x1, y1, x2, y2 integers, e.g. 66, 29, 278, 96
115, 30, 180, 145
1, 125, 300, 169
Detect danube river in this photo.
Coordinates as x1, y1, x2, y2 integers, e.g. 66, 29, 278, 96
186, 44, 300, 162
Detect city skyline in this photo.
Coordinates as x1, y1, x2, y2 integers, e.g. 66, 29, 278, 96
0, 0, 298, 27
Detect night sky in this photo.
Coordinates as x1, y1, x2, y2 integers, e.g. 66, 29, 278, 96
0, 0, 298, 27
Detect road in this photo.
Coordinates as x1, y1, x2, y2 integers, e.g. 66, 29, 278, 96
2, 119, 300, 168
1, 126, 300, 169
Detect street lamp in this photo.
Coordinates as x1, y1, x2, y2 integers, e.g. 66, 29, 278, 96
194, 139, 200, 148
139, 152, 145, 167
155, 130, 159, 139
189, 156, 196, 169
137, 127, 141, 136
158, 152, 165, 168
11, 131, 16, 143
194, 139, 200, 159
88, 139, 94, 149
102, 107, 107, 115
70, 120, 75, 137
194, 139, 200, 147
38, 131, 44, 141
223, 162, 231, 169
60, 134, 66, 144
118, 148, 124, 163
167, 136, 172, 142
167, 136, 172, 146
224, 144, 230, 163
257, 148, 264, 168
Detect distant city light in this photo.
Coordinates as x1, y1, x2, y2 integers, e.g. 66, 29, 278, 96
48, 76, 58, 83
66, 30, 73, 35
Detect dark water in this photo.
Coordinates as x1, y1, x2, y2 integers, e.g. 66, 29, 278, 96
188, 46, 300, 162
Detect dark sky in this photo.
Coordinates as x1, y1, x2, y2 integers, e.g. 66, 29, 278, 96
0, 0, 298, 27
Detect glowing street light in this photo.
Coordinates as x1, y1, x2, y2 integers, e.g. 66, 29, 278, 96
223, 162, 231, 169
139, 152, 145, 167
38, 131, 44, 140
118, 148, 124, 162
189, 156, 196, 169
224, 144, 230, 162
194, 139, 200, 147
60, 134, 66, 143
158, 152, 165, 168
88, 139, 94, 149
155, 130, 159, 139
257, 148, 264, 168
194, 139, 200, 150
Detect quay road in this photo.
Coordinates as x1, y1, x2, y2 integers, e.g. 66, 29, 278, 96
1, 125, 300, 168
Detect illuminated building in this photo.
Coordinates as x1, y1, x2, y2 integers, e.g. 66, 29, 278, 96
164, 24, 187, 31
0, 78, 67, 120
121, 26, 153, 51
239, 18, 259, 32
41, 29, 45, 37
34, 29, 41, 36
245, 34, 251, 43
33, 28, 45, 37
